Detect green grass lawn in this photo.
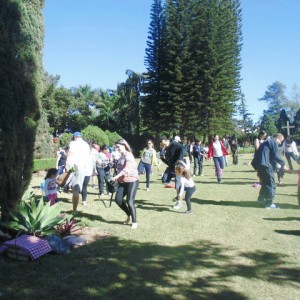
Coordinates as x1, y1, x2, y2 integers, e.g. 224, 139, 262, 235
0, 154, 300, 300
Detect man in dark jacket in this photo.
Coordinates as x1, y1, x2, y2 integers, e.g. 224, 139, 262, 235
251, 133, 286, 208
160, 136, 185, 186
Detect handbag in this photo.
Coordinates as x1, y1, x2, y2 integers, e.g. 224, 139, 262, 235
57, 170, 72, 187
107, 180, 118, 194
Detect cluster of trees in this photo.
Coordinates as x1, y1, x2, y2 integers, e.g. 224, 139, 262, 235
41, 0, 242, 143
1, 0, 299, 221
237, 81, 300, 139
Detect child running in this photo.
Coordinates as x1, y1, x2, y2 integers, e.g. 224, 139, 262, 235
44, 168, 58, 206
173, 161, 196, 214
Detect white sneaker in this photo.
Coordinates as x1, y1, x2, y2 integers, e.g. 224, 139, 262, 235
82, 201, 87, 206
146, 188, 150, 192
173, 201, 182, 209
123, 216, 131, 225
131, 223, 138, 229
266, 204, 280, 209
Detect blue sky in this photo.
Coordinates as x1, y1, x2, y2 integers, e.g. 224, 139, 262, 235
43, 0, 300, 122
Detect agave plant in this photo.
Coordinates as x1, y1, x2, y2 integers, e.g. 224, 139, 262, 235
2, 196, 64, 237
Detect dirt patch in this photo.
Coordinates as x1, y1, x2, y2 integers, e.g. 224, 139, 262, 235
32, 171, 47, 177
80, 227, 111, 244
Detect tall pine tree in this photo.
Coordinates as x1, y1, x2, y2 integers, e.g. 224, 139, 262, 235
143, 0, 166, 136
144, 0, 242, 140
0, 0, 44, 220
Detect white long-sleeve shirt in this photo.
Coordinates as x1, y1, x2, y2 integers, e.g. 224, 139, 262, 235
282, 141, 298, 156
178, 176, 195, 198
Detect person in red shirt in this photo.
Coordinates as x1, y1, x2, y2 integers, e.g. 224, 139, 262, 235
207, 135, 228, 183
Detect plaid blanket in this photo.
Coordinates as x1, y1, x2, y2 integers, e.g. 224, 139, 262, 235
3, 235, 52, 260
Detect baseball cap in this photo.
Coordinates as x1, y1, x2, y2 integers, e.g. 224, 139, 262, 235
174, 135, 181, 142
73, 132, 82, 137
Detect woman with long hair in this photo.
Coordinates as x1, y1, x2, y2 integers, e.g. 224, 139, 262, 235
138, 139, 158, 192
111, 139, 139, 229
207, 135, 228, 183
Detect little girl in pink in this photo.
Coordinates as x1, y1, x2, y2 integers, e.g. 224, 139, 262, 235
44, 168, 58, 206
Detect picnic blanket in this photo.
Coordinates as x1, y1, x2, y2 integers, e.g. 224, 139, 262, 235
3, 235, 52, 261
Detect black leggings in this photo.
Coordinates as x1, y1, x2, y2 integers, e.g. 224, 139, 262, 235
184, 185, 196, 211
115, 181, 139, 223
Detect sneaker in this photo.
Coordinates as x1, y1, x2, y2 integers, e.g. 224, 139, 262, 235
146, 188, 150, 192
131, 222, 138, 229
185, 210, 192, 214
123, 216, 131, 225
266, 204, 280, 209
82, 201, 87, 206
173, 201, 182, 209
165, 183, 175, 188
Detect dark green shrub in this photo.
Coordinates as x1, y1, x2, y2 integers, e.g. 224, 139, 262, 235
82, 125, 109, 146
59, 132, 73, 148
0, 1, 45, 221
105, 130, 122, 146
237, 147, 255, 154
34, 111, 56, 159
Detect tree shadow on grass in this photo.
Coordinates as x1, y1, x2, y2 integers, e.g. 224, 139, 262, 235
203, 178, 254, 186
193, 198, 299, 210
1, 238, 299, 299
228, 170, 254, 173
135, 200, 171, 212
216, 250, 300, 287
57, 197, 70, 203
274, 230, 300, 236
276, 193, 297, 197
193, 198, 261, 208
264, 217, 300, 222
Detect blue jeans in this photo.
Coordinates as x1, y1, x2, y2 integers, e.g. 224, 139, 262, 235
257, 165, 276, 206
162, 167, 175, 184
138, 161, 151, 188
193, 156, 203, 175
213, 156, 224, 182
96, 166, 110, 194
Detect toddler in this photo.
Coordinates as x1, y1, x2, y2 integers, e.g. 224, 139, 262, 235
173, 161, 196, 214
44, 168, 58, 206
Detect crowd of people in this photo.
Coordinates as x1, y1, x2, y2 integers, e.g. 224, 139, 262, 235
43, 131, 300, 229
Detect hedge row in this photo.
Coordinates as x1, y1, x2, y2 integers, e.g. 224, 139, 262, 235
33, 158, 56, 172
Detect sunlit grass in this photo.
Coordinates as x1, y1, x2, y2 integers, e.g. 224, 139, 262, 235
0, 154, 299, 299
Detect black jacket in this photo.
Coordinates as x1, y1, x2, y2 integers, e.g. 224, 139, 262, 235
161, 142, 185, 168
251, 137, 285, 171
